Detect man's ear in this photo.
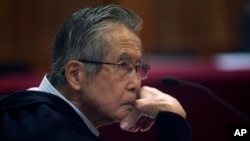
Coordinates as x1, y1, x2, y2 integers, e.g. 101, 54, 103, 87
64, 60, 85, 91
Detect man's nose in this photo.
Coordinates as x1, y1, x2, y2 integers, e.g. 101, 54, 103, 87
127, 69, 141, 94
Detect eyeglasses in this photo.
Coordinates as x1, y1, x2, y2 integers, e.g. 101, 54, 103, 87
78, 59, 151, 80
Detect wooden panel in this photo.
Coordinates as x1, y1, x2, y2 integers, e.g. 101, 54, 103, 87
154, 0, 245, 54
0, 0, 105, 71
0, 0, 246, 71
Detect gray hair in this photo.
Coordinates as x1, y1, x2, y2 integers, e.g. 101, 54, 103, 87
49, 4, 143, 87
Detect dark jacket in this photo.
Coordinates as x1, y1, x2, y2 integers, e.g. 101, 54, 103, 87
0, 91, 191, 141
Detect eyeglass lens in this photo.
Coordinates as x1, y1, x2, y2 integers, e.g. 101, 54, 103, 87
137, 65, 149, 80
117, 61, 149, 80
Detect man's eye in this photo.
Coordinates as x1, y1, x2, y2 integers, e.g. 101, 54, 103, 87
118, 62, 128, 69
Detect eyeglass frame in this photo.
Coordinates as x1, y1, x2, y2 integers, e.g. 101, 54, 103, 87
77, 59, 151, 80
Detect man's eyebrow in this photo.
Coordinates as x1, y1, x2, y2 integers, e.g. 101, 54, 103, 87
118, 53, 132, 60
118, 53, 144, 63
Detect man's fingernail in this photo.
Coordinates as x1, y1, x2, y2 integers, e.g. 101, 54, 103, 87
120, 122, 128, 130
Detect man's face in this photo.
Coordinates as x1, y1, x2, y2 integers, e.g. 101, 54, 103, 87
81, 24, 143, 126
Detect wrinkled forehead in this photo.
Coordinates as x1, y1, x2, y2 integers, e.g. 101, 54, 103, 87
105, 24, 143, 62
111, 38, 143, 62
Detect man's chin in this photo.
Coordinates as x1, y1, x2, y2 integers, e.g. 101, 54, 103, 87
117, 109, 132, 121
110, 107, 135, 123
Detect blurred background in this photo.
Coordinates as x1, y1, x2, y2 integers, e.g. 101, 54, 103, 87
0, 0, 249, 72
0, 0, 250, 141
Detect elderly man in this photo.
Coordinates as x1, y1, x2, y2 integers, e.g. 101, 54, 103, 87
0, 4, 191, 141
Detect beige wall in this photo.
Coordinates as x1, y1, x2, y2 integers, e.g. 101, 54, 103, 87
0, 0, 245, 72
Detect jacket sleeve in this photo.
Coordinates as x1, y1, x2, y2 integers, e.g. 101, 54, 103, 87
155, 112, 192, 141
0, 91, 100, 141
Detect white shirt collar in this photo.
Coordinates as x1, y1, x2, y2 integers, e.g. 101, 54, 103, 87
28, 74, 99, 136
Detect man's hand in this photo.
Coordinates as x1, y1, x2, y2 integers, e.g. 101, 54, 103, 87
120, 86, 186, 132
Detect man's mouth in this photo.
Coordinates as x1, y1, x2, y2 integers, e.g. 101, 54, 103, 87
122, 101, 135, 109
